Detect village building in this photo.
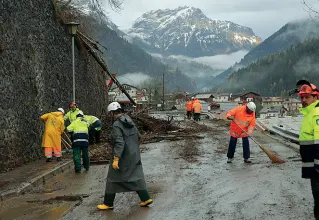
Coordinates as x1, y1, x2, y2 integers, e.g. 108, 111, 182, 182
262, 97, 302, 113
109, 84, 150, 111
283, 98, 302, 112
231, 91, 262, 104
259, 106, 287, 119
195, 93, 214, 103
213, 93, 230, 102
262, 97, 284, 107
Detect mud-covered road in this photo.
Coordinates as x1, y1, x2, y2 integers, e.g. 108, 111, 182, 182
0, 119, 314, 220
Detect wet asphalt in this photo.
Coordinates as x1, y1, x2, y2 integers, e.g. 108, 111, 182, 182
0, 119, 314, 220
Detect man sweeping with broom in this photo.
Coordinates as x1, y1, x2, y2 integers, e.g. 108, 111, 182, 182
226, 102, 256, 164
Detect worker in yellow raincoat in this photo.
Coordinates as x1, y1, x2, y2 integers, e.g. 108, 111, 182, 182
40, 108, 65, 162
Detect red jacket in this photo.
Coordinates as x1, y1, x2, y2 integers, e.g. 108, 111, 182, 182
226, 105, 256, 138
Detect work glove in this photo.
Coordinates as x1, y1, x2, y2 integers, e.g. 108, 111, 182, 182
228, 116, 234, 120
112, 156, 120, 170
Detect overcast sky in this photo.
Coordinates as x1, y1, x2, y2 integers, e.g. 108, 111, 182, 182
104, 0, 319, 39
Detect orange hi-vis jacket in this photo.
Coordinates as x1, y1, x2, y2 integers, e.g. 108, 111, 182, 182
186, 101, 193, 111
192, 100, 202, 113
226, 105, 256, 138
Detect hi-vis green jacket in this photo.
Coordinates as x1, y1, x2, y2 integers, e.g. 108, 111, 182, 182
299, 100, 319, 179
64, 108, 80, 123
67, 117, 89, 147
84, 115, 101, 131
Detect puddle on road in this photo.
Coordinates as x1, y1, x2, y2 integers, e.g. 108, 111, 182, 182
0, 201, 74, 220
0, 194, 89, 220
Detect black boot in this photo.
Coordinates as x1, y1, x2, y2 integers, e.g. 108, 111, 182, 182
46, 158, 52, 162
314, 204, 319, 220
95, 131, 101, 144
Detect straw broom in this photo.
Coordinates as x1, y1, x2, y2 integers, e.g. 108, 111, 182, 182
234, 121, 285, 164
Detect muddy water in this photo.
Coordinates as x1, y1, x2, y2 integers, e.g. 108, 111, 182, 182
0, 120, 315, 220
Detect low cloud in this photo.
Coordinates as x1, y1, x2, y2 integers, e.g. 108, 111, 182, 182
117, 72, 151, 87
276, 19, 319, 42
123, 35, 134, 43
169, 50, 249, 69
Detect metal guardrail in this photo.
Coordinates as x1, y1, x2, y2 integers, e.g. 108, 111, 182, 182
273, 125, 299, 138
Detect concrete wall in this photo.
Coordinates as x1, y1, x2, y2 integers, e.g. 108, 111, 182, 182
0, 1, 106, 171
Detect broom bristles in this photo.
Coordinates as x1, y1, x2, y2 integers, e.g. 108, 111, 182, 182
260, 146, 285, 164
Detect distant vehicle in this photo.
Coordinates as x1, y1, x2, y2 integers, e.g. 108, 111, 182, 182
209, 102, 221, 110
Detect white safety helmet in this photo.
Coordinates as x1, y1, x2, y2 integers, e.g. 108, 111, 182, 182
76, 110, 84, 117
58, 108, 64, 114
247, 102, 256, 112
107, 102, 122, 113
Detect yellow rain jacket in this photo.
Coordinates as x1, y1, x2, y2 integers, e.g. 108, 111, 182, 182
40, 112, 65, 149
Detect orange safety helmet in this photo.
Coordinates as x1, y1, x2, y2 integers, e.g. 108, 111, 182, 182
298, 83, 319, 97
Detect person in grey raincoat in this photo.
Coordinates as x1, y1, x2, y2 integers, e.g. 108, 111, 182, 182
97, 102, 153, 210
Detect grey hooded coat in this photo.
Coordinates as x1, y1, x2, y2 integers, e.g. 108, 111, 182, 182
106, 115, 146, 192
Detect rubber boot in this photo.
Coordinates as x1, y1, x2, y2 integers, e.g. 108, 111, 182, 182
97, 204, 114, 210
82, 147, 90, 171
72, 147, 82, 173
137, 190, 153, 207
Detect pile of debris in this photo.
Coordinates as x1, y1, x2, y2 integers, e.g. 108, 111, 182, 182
88, 143, 111, 164
130, 113, 210, 144
86, 113, 213, 163
130, 113, 179, 133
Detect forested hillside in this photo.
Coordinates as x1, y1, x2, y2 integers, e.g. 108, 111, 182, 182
211, 20, 319, 88
218, 38, 319, 96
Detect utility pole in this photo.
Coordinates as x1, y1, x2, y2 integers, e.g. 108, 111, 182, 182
66, 22, 80, 102
162, 72, 165, 111
149, 87, 152, 108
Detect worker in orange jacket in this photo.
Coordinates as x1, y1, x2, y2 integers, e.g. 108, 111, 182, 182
185, 99, 193, 119
225, 102, 256, 163
192, 99, 202, 121
191, 97, 196, 118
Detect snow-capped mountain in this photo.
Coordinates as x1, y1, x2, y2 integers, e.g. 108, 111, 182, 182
69, 0, 122, 34
127, 6, 262, 57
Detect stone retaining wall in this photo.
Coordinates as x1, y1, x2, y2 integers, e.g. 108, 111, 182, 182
0, 1, 106, 171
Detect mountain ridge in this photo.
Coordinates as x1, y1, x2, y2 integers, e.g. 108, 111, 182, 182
70, 0, 196, 91
127, 6, 262, 57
